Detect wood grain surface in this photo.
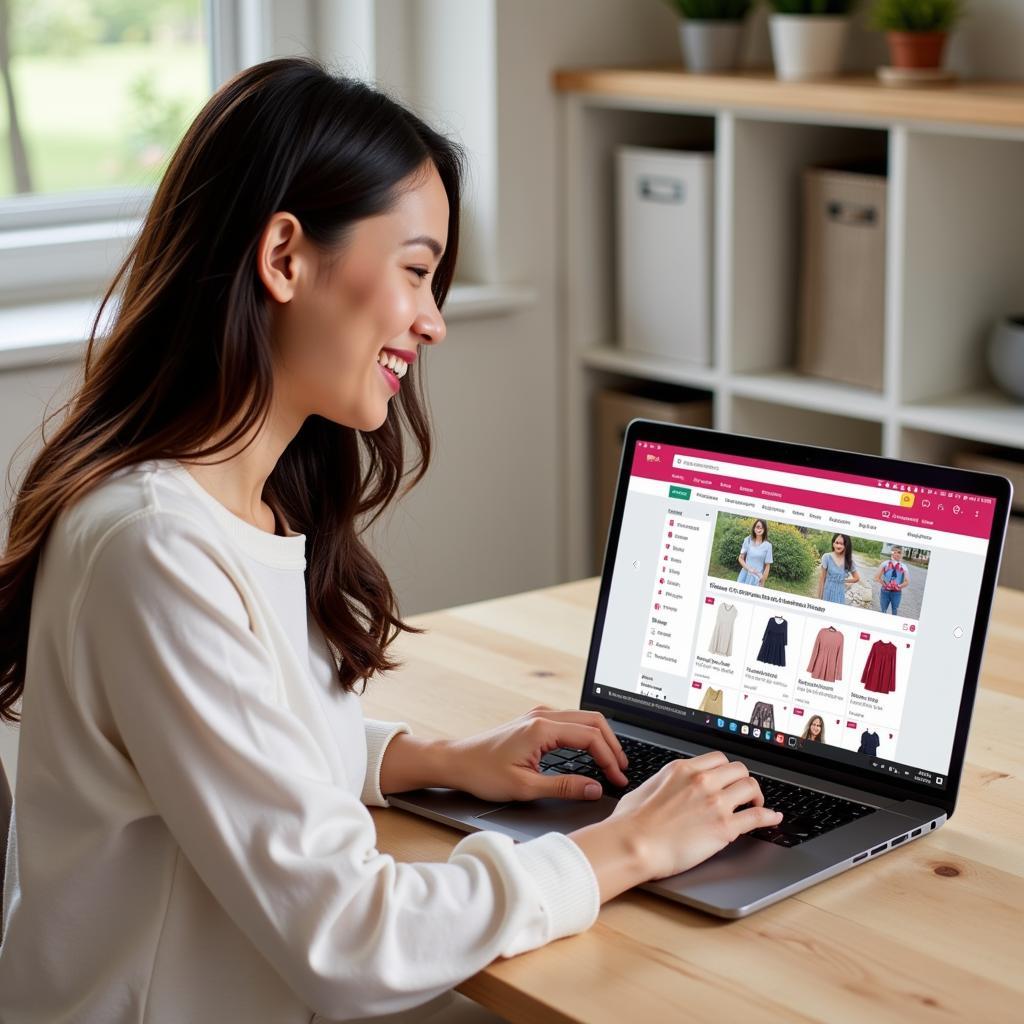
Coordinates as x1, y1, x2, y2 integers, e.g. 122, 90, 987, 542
550, 66, 1024, 132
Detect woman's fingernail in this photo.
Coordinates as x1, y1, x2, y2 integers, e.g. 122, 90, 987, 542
584, 783, 602, 798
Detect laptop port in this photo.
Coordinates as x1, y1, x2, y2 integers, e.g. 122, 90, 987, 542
870, 844, 887, 855
891, 834, 907, 846
853, 852, 868, 863
911, 828, 922, 837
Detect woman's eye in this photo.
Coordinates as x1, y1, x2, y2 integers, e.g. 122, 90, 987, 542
409, 267, 429, 280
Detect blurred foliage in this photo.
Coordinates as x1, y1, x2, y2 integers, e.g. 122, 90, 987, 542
662, 0, 755, 19
11, 0, 200, 57
870, 0, 964, 32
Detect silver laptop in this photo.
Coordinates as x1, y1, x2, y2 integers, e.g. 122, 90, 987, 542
389, 420, 1012, 917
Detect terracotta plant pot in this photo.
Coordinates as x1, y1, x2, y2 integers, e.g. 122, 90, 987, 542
887, 30, 948, 69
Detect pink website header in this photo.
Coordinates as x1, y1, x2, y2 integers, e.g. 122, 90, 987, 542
630, 444, 996, 539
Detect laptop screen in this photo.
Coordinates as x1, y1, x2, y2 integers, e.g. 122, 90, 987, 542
590, 433, 1002, 793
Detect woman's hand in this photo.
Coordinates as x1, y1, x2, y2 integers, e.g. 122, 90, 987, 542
607, 750, 782, 880
443, 705, 630, 803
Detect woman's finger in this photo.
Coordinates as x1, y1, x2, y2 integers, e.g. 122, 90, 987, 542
535, 720, 628, 786
720, 774, 765, 811
730, 804, 783, 839
531, 709, 628, 769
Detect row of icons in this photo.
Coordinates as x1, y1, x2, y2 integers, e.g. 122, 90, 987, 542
869, 760, 944, 785
709, 715, 800, 748
876, 481, 988, 503
879, 499, 980, 518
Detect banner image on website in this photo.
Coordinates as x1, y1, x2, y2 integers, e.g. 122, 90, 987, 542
707, 512, 929, 621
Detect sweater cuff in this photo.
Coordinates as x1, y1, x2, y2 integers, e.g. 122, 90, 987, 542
510, 831, 601, 945
361, 718, 412, 807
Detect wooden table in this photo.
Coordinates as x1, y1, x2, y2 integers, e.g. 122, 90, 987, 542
363, 578, 1024, 1024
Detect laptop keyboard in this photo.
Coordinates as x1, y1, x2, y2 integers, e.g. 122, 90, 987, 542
539, 734, 876, 847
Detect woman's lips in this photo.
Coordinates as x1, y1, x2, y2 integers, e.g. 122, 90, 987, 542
378, 362, 401, 394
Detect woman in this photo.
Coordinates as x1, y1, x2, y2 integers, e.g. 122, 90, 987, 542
817, 533, 859, 604
874, 543, 910, 615
801, 715, 825, 743
736, 518, 772, 587
0, 59, 781, 1023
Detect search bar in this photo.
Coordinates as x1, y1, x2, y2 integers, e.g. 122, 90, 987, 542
671, 454, 912, 507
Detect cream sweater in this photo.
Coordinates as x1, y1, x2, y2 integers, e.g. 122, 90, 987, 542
0, 459, 600, 1023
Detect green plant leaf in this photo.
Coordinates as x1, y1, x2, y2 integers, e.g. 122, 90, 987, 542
869, 0, 965, 31
662, 0, 754, 19
768, 0, 857, 14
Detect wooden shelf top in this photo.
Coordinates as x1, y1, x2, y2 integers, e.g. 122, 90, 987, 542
552, 65, 1024, 130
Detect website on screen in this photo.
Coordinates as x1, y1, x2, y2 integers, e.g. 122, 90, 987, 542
593, 442, 998, 789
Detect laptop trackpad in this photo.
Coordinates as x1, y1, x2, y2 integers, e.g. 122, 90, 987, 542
475, 796, 615, 836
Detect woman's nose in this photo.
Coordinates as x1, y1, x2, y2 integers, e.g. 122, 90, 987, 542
416, 310, 446, 347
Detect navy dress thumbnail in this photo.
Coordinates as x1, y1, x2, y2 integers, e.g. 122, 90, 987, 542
756, 616, 788, 667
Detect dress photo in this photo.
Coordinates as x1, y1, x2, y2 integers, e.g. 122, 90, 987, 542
756, 617, 788, 667
861, 639, 898, 693
750, 701, 775, 730
699, 687, 724, 714
807, 626, 844, 682
708, 602, 738, 656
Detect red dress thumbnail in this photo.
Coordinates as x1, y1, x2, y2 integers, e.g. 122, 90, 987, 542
861, 639, 897, 693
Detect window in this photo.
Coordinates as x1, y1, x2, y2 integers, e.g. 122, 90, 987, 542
0, 0, 210, 202
0, 0, 270, 306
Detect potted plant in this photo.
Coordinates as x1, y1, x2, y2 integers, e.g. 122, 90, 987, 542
870, 0, 964, 70
768, 1, 857, 81
663, 0, 754, 73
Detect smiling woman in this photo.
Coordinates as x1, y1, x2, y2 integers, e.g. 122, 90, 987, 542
0, 56, 588, 1023
0, 55, 781, 1023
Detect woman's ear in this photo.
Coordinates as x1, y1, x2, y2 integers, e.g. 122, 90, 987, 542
257, 212, 306, 303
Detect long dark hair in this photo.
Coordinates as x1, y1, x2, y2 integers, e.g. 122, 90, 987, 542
830, 533, 854, 572
0, 57, 468, 722
802, 714, 825, 742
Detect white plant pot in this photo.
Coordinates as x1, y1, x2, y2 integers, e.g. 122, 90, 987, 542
678, 20, 744, 73
769, 14, 850, 81
988, 315, 1024, 402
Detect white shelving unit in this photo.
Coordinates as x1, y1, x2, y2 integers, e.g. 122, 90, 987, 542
555, 69, 1024, 580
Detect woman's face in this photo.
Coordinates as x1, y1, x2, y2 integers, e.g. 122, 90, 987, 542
810, 719, 821, 738
754, 521, 764, 538
833, 535, 846, 553
262, 162, 449, 432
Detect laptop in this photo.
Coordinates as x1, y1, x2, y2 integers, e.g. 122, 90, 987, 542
389, 420, 1012, 917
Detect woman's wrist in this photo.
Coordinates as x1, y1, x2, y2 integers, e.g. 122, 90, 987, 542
567, 816, 648, 904
378, 733, 460, 796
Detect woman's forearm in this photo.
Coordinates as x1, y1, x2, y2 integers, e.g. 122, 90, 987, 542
568, 817, 647, 904
378, 732, 458, 796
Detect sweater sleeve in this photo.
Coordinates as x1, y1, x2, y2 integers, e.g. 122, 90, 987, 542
361, 718, 412, 807
71, 512, 601, 1020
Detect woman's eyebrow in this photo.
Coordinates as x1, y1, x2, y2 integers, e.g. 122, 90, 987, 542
403, 235, 444, 258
